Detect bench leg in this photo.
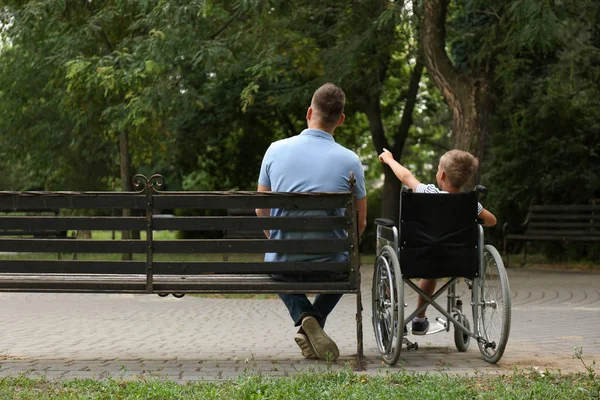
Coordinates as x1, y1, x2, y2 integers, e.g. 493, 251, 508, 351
522, 242, 527, 267
355, 287, 364, 371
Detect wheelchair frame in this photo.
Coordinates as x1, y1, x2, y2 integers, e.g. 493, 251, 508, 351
372, 188, 511, 365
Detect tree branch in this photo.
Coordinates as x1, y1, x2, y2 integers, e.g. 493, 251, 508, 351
392, 57, 424, 156
421, 0, 470, 105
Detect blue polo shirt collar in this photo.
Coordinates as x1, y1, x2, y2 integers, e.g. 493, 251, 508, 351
300, 128, 335, 142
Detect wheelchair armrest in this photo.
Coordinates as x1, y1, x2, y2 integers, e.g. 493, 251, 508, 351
375, 218, 396, 227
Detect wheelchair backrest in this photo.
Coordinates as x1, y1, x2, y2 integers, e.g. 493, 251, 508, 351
398, 189, 479, 279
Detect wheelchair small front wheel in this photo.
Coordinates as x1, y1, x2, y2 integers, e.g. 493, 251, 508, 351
476, 245, 511, 363
453, 313, 471, 352
372, 245, 403, 365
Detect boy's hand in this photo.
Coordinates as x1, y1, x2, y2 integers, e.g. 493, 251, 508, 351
378, 148, 394, 164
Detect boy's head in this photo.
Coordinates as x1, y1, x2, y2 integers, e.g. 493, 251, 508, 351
308, 83, 345, 131
436, 150, 479, 190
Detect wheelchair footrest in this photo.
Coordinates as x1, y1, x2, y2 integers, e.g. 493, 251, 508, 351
403, 337, 418, 351
424, 318, 448, 335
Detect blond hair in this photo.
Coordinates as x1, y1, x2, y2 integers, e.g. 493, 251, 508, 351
439, 150, 479, 189
311, 83, 345, 129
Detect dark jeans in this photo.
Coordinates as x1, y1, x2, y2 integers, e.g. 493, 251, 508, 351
274, 272, 347, 328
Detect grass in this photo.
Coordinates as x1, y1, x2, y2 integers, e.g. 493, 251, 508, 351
0, 368, 598, 399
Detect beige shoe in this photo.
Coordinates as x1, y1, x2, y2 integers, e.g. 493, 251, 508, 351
301, 316, 339, 361
294, 333, 317, 359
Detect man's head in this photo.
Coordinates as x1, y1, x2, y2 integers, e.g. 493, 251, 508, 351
436, 150, 479, 190
307, 83, 345, 132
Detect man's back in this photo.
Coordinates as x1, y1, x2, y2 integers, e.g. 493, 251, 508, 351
258, 128, 366, 261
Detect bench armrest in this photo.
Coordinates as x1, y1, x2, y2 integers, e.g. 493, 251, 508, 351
375, 218, 396, 228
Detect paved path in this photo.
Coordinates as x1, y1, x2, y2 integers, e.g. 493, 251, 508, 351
0, 266, 599, 381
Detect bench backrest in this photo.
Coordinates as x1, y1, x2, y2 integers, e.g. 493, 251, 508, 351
525, 205, 598, 238
0, 174, 359, 293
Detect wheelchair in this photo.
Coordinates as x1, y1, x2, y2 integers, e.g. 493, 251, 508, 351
372, 186, 511, 365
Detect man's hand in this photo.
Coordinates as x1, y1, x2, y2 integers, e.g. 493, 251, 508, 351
256, 184, 272, 239
378, 148, 395, 165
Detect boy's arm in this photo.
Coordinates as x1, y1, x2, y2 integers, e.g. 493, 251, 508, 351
479, 207, 497, 227
378, 148, 421, 190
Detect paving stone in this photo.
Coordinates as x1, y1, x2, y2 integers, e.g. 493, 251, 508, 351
0, 266, 598, 381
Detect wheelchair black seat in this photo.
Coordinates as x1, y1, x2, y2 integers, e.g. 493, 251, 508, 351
399, 191, 479, 280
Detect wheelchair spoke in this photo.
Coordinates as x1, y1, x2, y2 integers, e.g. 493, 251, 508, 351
372, 245, 403, 365
476, 245, 511, 363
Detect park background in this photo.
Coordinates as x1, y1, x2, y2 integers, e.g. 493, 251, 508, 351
0, 0, 598, 262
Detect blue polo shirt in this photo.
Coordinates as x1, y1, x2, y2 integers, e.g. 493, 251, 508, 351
258, 128, 367, 262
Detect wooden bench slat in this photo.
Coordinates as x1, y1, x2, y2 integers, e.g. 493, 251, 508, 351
153, 216, 348, 231
529, 221, 600, 229
0, 194, 147, 210
0, 260, 350, 275
0, 261, 146, 274
0, 239, 146, 253
0, 216, 146, 231
529, 205, 596, 212
152, 239, 350, 254
153, 194, 349, 210
525, 229, 600, 236
505, 234, 600, 241
0, 274, 355, 293
529, 214, 596, 221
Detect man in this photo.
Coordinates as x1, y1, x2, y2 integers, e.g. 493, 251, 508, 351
256, 83, 367, 361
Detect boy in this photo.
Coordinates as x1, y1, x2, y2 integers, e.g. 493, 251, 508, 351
378, 148, 496, 334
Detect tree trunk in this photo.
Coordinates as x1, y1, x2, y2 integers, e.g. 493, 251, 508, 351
119, 131, 133, 261
364, 56, 424, 222
421, 0, 493, 181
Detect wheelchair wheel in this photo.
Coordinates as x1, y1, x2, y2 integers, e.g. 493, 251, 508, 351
372, 245, 403, 365
476, 245, 511, 363
453, 313, 471, 352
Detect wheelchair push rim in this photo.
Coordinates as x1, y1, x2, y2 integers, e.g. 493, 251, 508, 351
475, 244, 511, 363
372, 245, 404, 365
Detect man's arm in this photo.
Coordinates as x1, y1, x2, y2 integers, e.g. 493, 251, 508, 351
256, 184, 271, 238
356, 197, 367, 237
379, 148, 421, 191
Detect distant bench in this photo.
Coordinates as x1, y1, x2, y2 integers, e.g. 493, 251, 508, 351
503, 204, 599, 267
0, 174, 364, 368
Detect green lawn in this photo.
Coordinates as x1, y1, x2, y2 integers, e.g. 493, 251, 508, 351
0, 369, 597, 399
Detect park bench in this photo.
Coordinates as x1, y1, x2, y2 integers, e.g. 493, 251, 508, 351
0, 208, 73, 259
0, 174, 364, 368
222, 209, 266, 261
503, 204, 599, 267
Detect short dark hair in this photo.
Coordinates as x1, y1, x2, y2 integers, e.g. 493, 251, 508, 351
311, 83, 345, 129
440, 150, 479, 189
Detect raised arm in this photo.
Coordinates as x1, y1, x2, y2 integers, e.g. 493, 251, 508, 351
378, 148, 421, 191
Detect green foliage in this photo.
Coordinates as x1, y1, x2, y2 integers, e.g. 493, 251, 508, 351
478, 1, 600, 257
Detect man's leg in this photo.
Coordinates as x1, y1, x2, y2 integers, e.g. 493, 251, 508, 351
312, 293, 343, 328
279, 293, 340, 360
412, 279, 437, 334
278, 293, 319, 326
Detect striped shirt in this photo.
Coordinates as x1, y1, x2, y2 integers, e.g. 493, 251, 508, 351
415, 183, 484, 215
